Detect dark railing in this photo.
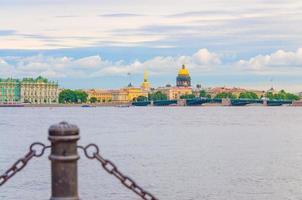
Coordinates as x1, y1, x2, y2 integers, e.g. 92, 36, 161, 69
0, 121, 158, 200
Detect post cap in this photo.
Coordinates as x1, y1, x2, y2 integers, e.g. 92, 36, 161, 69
49, 121, 79, 136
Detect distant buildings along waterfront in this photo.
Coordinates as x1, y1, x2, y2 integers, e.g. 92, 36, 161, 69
111, 71, 149, 103
112, 85, 148, 103
0, 76, 59, 104
85, 71, 150, 104
154, 65, 193, 100
86, 65, 195, 103
85, 89, 113, 103
1, 63, 299, 106
206, 87, 265, 98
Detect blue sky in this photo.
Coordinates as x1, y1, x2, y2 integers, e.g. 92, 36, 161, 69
0, 0, 302, 91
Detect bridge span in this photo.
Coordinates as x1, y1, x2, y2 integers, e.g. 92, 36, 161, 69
132, 98, 294, 107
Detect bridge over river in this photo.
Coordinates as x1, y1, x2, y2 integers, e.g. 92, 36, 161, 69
132, 98, 294, 107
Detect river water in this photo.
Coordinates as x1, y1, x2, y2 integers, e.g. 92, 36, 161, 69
1, 107, 302, 200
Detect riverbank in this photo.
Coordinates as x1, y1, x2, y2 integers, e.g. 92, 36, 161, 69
19, 103, 298, 107
22, 103, 131, 107
1, 99, 302, 107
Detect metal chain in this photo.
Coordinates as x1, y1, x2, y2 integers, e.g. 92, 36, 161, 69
0, 142, 50, 186
78, 144, 158, 200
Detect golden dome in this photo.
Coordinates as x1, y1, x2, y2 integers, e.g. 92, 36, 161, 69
178, 64, 189, 76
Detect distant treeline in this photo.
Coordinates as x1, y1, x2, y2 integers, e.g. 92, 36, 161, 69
210, 90, 299, 101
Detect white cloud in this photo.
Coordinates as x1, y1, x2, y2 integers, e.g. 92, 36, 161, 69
95, 48, 221, 76
0, 58, 8, 66
192, 48, 221, 65
40, 69, 65, 78
0, 57, 16, 76
73, 55, 105, 68
236, 48, 302, 72
0, 48, 221, 78
2, 48, 302, 83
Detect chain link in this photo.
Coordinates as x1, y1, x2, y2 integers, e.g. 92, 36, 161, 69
78, 144, 158, 200
0, 142, 50, 186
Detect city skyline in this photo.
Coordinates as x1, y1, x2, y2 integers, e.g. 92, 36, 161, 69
0, 0, 302, 91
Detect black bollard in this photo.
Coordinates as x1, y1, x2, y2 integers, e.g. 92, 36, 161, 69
48, 121, 80, 200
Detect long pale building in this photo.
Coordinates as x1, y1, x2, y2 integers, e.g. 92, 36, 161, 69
0, 76, 59, 104
85, 89, 113, 103
112, 86, 148, 103
21, 77, 59, 104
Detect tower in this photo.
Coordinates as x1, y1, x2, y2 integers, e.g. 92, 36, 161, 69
141, 70, 150, 90
176, 64, 191, 87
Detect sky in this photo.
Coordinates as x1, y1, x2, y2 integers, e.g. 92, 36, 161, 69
0, 0, 302, 91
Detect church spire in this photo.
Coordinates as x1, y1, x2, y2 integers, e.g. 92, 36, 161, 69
141, 70, 150, 90
143, 70, 148, 82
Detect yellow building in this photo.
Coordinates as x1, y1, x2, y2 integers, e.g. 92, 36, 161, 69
112, 86, 148, 103
85, 89, 113, 103
156, 86, 192, 100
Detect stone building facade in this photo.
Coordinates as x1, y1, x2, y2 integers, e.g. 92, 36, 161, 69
207, 87, 265, 98
156, 86, 193, 100
20, 77, 59, 104
0, 76, 59, 104
112, 86, 148, 103
0, 78, 21, 103
85, 89, 113, 103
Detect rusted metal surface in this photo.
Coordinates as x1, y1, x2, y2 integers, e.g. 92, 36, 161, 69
0, 142, 49, 186
78, 143, 158, 200
48, 121, 80, 200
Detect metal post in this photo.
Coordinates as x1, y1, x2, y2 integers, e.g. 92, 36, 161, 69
48, 121, 80, 200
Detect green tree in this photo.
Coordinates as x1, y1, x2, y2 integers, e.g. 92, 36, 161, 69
266, 92, 274, 100
149, 91, 168, 101
59, 89, 88, 103
199, 90, 207, 97
180, 94, 196, 99
239, 91, 259, 99
74, 90, 88, 103
265, 90, 300, 100
59, 89, 77, 103
89, 97, 97, 103
199, 90, 211, 98
136, 95, 148, 102
285, 93, 300, 100
215, 92, 237, 99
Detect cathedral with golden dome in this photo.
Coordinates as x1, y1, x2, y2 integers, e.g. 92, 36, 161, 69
176, 64, 191, 87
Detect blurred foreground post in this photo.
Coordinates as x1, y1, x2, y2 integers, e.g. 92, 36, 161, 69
48, 122, 80, 200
